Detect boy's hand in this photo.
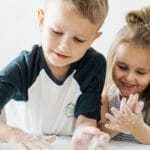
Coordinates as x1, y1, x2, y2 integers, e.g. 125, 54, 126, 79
89, 132, 110, 150
71, 126, 110, 150
8, 127, 56, 150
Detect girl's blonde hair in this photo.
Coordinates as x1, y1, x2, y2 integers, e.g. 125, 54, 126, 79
44, 0, 108, 28
104, 6, 150, 124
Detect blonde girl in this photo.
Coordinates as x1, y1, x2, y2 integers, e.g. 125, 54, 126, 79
100, 6, 150, 144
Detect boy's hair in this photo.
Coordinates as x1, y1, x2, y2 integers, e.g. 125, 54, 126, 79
104, 6, 150, 124
44, 0, 109, 28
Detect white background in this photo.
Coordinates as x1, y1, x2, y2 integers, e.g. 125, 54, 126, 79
0, 0, 149, 68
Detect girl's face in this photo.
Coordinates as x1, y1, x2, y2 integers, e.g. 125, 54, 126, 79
112, 43, 150, 98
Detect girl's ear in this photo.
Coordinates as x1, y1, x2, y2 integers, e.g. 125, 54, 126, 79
37, 8, 45, 32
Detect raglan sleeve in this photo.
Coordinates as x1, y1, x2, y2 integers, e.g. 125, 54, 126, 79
0, 52, 28, 112
74, 53, 106, 121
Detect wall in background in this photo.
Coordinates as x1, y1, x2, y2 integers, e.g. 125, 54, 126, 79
0, 0, 149, 68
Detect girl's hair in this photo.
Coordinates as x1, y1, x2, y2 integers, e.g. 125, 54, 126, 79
104, 6, 150, 124
44, 0, 109, 28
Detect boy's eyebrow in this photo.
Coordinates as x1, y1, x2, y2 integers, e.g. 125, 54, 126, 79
49, 25, 89, 38
75, 34, 90, 39
117, 61, 127, 65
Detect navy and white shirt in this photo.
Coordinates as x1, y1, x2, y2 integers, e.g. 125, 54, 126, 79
0, 45, 106, 135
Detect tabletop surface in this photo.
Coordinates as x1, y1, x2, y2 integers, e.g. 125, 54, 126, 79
0, 136, 150, 150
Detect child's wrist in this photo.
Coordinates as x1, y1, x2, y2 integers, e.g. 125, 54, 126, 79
130, 120, 145, 136
6, 127, 24, 143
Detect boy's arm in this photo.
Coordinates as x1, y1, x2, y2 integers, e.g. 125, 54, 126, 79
0, 112, 10, 142
0, 114, 56, 148
76, 115, 97, 127
72, 115, 110, 150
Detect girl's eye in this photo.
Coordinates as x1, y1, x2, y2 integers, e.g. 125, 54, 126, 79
118, 64, 128, 70
136, 71, 146, 75
74, 37, 85, 43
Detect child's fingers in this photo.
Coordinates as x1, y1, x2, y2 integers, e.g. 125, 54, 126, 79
120, 97, 127, 113
122, 104, 132, 116
137, 101, 144, 112
99, 132, 110, 143
111, 107, 121, 117
80, 126, 101, 135
126, 94, 134, 106
41, 135, 56, 143
135, 101, 144, 116
89, 133, 110, 150
72, 126, 100, 142
127, 94, 139, 112
105, 113, 114, 122
105, 123, 121, 131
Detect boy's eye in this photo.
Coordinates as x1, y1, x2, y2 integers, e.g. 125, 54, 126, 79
74, 37, 85, 43
51, 29, 63, 35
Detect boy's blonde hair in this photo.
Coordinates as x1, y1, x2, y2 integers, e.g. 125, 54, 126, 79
104, 6, 150, 124
44, 0, 109, 28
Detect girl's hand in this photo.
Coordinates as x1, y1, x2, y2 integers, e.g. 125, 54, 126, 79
8, 127, 56, 150
120, 94, 143, 113
72, 126, 110, 150
105, 102, 144, 134
105, 108, 127, 133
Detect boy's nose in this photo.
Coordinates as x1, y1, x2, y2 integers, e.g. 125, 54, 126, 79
57, 36, 70, 52
57, 43, 69, 52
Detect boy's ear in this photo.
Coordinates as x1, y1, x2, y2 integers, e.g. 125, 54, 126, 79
37, 8, 45, 32
94, 31, 102, 40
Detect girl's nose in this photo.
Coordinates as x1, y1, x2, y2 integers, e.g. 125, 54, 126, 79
125, 73, 135, 82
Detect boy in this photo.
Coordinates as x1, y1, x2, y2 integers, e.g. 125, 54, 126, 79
0, 0, 109, 149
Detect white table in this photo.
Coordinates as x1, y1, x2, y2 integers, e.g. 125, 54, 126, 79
0, 136, 150, 150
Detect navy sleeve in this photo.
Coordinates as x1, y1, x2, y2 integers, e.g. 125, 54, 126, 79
0, 82, 15, 111
74, 49, 106, 121
0, 55, 28, 110
0, 45, 42, 110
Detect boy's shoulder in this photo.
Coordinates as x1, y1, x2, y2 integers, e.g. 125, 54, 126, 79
73, 47, 106, 81
85, 47, 105, 59
19, 44, 41, 58
75, 47, 106, 69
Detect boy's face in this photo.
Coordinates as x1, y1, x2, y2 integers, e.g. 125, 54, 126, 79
112, 43, 150, 98
38, 1, 101, 69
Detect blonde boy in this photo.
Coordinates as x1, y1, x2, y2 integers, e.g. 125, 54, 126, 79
0, 0, 109, 149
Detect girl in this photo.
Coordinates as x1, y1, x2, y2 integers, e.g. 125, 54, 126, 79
100, 6, 150, 144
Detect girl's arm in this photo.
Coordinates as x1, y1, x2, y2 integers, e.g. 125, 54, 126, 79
132, 121, 150, 144
121, 104, 150, 144
99, 94, 119, 138
106, 103, 150, 144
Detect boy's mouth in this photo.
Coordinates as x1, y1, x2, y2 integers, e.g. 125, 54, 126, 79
52, 50, 69, 59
